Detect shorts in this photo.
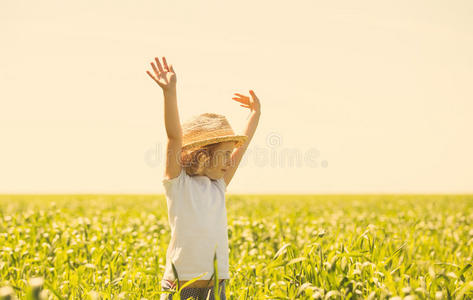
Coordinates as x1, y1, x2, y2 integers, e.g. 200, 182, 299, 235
160, 279, 227, 300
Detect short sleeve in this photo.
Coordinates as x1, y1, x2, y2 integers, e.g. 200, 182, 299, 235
217, 177, 227, 193
162, 168, 185, 188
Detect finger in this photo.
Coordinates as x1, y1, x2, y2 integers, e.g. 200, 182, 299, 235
146, 70, 157, 82
147, 72, 161, 86
234, 93, 248, 99
162, 56, 169, 71
240, 104, 250, 108
249, 90, 258, 99
150, 62, 159, 76
232, 97, 246, 101
155, 57, 164, 72
232, 97, 249, 104
170, 64, 175, 73
232, 95, 246, 101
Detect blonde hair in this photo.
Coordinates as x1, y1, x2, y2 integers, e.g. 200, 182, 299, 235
180, 142, 222, 176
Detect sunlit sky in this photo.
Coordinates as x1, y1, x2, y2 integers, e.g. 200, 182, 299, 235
1, 0, 472, 194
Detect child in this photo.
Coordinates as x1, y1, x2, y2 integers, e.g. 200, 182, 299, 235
146, 56, 261, 299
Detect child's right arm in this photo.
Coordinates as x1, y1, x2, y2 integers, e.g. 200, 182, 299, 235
146, 56, 183, 180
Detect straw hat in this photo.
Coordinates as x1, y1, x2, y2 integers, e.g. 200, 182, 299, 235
181, 113, 248, 151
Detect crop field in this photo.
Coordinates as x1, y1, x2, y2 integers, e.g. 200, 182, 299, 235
0, 194, 472, 299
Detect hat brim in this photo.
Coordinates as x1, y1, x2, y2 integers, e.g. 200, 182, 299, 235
182, 135, 248, 152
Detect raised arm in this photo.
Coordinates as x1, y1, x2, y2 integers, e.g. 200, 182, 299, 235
224, 90, 261, 187
146, 56, 183, 180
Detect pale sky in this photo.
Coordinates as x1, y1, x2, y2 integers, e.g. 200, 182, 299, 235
1, 0, 472, 194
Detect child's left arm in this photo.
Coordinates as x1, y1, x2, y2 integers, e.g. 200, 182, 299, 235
223, 90, 261, 187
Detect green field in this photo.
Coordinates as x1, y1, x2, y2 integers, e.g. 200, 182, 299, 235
0, 194, 472, 299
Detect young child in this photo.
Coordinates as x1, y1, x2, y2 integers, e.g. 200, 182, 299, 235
146, 56, 261, 299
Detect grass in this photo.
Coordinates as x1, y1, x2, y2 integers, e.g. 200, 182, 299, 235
0, 194, 472, 299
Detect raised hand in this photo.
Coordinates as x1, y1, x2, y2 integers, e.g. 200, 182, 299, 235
146, 56, 177, 91
232, 90, 261, 114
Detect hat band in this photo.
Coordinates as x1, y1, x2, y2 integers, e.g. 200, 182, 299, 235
182, 128, 235, 143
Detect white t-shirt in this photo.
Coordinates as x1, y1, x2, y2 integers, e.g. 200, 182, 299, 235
161, 167, 230, 283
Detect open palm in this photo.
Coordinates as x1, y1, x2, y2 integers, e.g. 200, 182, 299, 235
232, 90, 261, 113
146, 56, 177, 91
